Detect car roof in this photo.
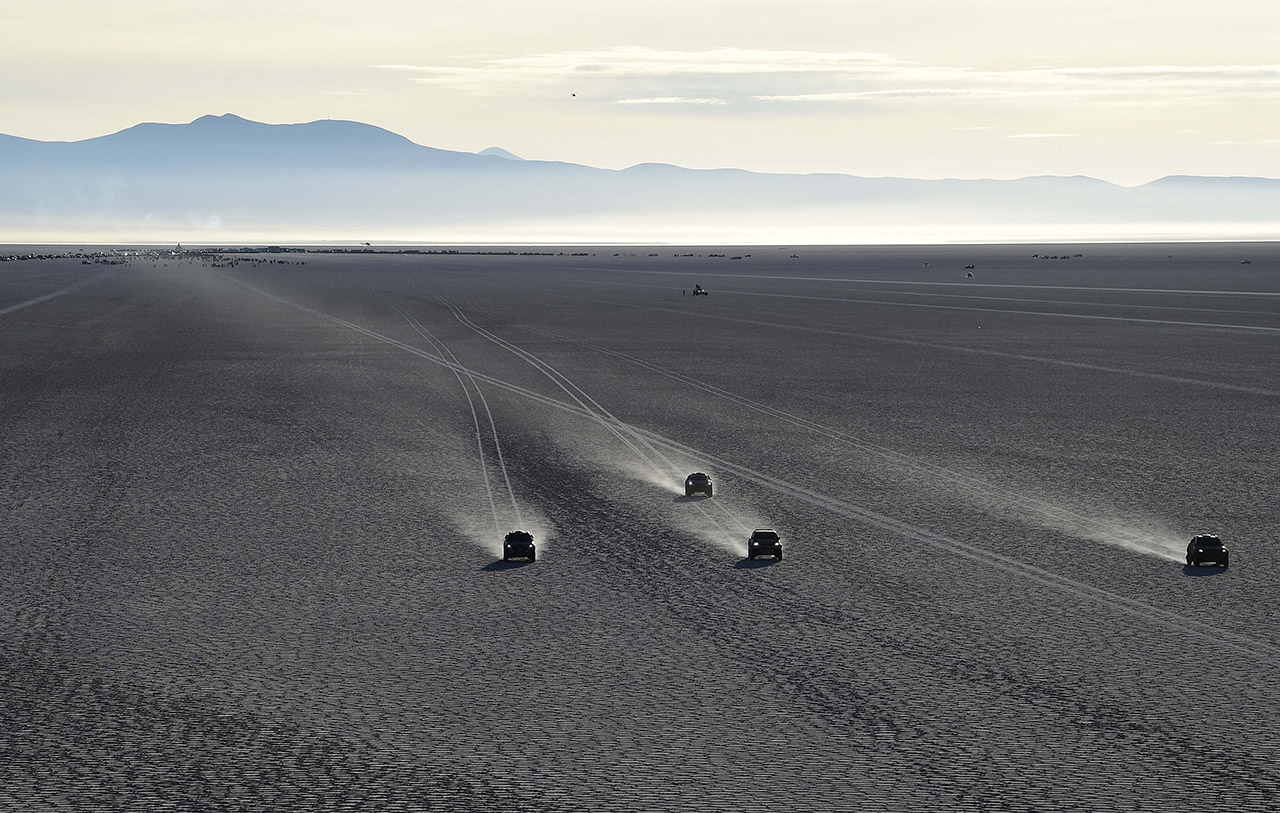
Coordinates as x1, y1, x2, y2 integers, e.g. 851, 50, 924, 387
1192, 534, 1221, 543
505, 531, 533, 542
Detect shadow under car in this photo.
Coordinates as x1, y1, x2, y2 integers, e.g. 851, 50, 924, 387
482, 559, 534, 571
734, 557, 780, 569
1182, 564, 1229, 577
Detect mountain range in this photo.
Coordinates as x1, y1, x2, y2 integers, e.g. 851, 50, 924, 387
3, 113, 1278, 242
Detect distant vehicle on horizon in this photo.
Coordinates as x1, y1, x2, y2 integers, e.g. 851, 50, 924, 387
1186, 534, 1228, 567
747, 529, 783, 561
685, 472, 713, 498
503, 531, 536, 562
692, 284, 708, 296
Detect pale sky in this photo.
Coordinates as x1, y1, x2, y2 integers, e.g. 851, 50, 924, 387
4, 0, 1279, 184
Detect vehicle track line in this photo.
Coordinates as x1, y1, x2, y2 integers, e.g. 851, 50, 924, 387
488, 277, 1280, 397
637, 429, 1279, 661
0, 268, 115, 318
436, 297, 751, 538
641, 304, 1280, 398
221, 272, 1277, 660
392, 304, 503, 537
398, 304, 522, 528
435, 296, 668, 475
573, 275, 1278, 318
706, 287, 1280, 333
577, 275, 1280, 334
512, 324, 1185, 557
576, 265, 1280, 298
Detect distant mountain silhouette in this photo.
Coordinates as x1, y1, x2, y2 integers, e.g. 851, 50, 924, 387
478, 147, 523, 161
5, 113, 474, 168
2, 113, 1278, 240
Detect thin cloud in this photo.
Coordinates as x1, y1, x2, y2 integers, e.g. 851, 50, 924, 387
372, 47, 907, 97
1050, 64, 1280, 79
374, 47, 904, 76
1006, 133, 1076, 139
370, 48, 1280, 108
372, 47, 905, 94
616, 97, 728, 105
370, 64, 442, 72
753, 88, 1118, 102
1213, 138, 1280, 146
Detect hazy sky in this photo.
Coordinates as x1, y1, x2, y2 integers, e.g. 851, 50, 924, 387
5, 1, 1279, 183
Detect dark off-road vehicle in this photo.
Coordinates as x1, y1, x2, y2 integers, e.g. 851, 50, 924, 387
1186, 534, 1228, 567
503, 531, 536, 562
747, 529, 783, 560
685, 472, 713, 498
692, 284, 708, 296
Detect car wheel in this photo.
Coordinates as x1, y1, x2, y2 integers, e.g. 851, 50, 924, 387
529, 550, 537, 562
707, 487, 713, 498
775, 549, 783, 561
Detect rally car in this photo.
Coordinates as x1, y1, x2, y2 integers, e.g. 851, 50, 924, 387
685, 472, 713, 498
1186, 534, 1228, 567
747, 529, 783, 560
503, 530, 536, 562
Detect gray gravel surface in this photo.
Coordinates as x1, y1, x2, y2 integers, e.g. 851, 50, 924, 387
2, 244, 1278, 810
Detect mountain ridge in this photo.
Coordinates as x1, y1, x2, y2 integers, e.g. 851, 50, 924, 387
6, 113, 1278, 186
2, 114, 1279, 240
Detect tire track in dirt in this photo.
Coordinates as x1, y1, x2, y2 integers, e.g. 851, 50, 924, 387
510, 323, 1187, 560
219, 271, 1279, 662
0, 268, 115, 318
575, 272, 1280, 318
574, 269, 1280, 331
393, 305, 503, 535
507, 427, 1280, 802
437, 295, 751, 543
639, 430, 1280, 660
396, 303, 523, 532
640, 303, 1280, 398
581, 265, 1280, 298
449, 275, 1280, 397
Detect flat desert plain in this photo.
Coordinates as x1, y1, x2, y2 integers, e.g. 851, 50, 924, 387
2, 243, 1278, 810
